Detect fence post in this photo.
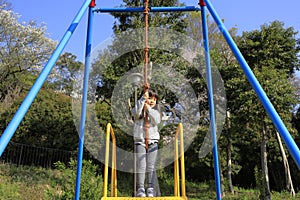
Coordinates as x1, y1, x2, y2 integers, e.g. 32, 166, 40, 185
18, 144, 23, 167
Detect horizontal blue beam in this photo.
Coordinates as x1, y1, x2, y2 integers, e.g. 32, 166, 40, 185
94, 6, 200, 13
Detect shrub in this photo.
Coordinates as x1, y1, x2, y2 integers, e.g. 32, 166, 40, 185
45, 159, 103, 200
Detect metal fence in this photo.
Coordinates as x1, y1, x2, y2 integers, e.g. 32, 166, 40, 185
0, 142, 77, 169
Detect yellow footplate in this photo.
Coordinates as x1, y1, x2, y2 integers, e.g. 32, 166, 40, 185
101, 197, 187, 200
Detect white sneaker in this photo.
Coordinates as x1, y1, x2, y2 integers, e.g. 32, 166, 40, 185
137, 188, 146, 197
147, 188, 154, 197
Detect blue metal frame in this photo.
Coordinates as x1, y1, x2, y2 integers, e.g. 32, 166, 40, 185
74, 3, 94, 200
201, 4, 222, 200
94, 6, 200, 13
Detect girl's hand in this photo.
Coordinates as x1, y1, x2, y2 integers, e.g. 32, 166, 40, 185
143, 91, 149, 99
143, 83, 150, 110
143, 83, 149, 97
144, 83, 150, 91
144, 102, 150, 111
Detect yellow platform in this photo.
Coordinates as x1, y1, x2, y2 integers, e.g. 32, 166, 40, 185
101, 197, 187, 200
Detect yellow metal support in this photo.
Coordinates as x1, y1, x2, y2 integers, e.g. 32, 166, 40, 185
102, 123, 187, 200
103, 123, 117, 198
174, 125, 180, 196
111, 124, 117, 197
179, 124, 186, 198
174, 123, 186, 199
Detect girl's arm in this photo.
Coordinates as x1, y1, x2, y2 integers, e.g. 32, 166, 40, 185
132, 96, 146, 120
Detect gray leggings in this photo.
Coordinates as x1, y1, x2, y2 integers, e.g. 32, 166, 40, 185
136, 143, 158, 189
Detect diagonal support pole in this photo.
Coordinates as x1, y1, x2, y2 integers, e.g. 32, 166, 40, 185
74, 1, 95, 199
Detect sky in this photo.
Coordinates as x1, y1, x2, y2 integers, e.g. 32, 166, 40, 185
11, 0, 300, 77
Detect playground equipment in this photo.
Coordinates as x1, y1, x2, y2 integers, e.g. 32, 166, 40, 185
101, 123, 187, 200
0, 1, 299, 200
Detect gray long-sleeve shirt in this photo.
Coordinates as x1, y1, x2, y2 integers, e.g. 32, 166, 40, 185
132, 96, 161, 145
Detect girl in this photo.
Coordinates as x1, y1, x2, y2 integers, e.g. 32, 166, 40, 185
132, 85, 161, 197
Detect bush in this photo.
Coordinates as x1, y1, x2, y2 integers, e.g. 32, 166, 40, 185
45, 159, 103, 200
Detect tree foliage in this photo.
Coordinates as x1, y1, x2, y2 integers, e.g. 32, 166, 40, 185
230, 21, 300, 194
237, 21, 300, 75
48, 52, 83, 96
94, 0, 189, 99
0, 89, 78, 150
0, 4, 55, 108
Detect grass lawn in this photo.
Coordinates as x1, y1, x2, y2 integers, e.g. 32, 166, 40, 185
0, 163, 299, 199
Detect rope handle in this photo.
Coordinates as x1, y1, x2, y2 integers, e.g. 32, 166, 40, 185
143, 0, 150, 150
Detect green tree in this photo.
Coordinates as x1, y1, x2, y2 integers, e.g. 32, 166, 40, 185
237, 21, 300, 75
0, 3, 55, 109
48, 52, 83, 96
185, 11, 243, 195
234, 21, 300, 198
94, 0, 189, 98
0, 89, 78, 150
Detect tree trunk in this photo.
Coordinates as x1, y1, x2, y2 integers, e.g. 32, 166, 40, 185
220, 170, 225, 197
226, 111, 234, 194
275, 131, 295, 196
261, 121, 271, 200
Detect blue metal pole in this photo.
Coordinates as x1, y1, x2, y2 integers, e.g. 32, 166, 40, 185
204, 0, 300, 169
94, 6, 200, 13
74, 4, 94, 200
0, 0, 92, 157
200, 2, 222, 200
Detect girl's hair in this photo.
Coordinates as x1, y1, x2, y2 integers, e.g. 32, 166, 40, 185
148, 88, 159, 102
137, 87, 161, 119
138, 88, 159, 102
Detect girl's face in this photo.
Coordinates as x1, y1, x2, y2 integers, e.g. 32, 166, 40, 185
147, 96, 157, 108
